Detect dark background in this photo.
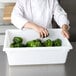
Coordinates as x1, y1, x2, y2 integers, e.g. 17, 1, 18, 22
53, 0, 76, 42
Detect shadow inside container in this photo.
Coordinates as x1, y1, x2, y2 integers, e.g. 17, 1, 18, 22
0, 46, 9, 76
9, 64, 66, 76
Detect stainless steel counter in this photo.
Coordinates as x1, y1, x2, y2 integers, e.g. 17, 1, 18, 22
0, 42, 76, 76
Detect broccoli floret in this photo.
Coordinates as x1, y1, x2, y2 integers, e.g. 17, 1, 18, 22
13, 37, 23, 44
53, 39, 62, 46
43, 39, 53, 47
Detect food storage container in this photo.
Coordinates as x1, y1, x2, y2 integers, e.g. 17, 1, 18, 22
3, 29, 73, 65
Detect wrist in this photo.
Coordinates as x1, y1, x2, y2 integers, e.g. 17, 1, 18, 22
23, 22, 39, 31
24, 22, 34, 29
62, 24, 70, 31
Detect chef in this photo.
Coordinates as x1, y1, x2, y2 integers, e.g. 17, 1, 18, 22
11, 0, 70, 38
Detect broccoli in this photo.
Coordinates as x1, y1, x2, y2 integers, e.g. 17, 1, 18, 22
53, 39, 62, 46
43, 39, 53, 47
13, 37, 23, 44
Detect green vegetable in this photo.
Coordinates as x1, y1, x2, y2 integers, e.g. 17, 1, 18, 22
21, 44, 26, 47
53, 39, 62, 46
10, 43, 24, 48
43, 39, 53, 47
10, 37, 23, 48
26, 39, 42, 47
13, 37, 23, 44
10, 43, 15, 48
14, 43, 23, 47
10, 36, 62, 48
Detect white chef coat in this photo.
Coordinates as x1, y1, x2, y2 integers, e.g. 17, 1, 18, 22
11, 0, 69, 29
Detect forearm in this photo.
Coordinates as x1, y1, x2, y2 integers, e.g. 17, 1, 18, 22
53, 0, 70, 28
23, 22, 49, 38
23, 22, 37, 29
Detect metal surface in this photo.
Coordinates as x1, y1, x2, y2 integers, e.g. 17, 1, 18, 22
0, 42, 76, 76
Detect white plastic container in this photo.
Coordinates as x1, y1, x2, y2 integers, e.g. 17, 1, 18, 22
3, 29, 73, 65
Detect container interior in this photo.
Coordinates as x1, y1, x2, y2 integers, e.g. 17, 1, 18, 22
4, 29, 73, 49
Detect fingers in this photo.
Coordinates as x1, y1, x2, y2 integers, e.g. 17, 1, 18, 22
44, 29, 49, 37
39, 27, 49, 38
62, 30, 70, 39
33, 25, 49, 38
40, 31, 44, 38
42, 29, 49, 37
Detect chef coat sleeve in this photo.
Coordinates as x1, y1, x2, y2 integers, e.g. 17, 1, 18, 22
11, 0, 29, 29
53, 0, 70, 28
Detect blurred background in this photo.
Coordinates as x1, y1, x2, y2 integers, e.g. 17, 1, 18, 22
53, 0, 76, 42
59, 0, 76, 42
0, 0, 76, 46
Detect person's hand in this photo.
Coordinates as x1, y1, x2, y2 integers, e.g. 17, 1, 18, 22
34, 25, 49, 38
61, 24, 70, 39
24, 22, 49, 38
